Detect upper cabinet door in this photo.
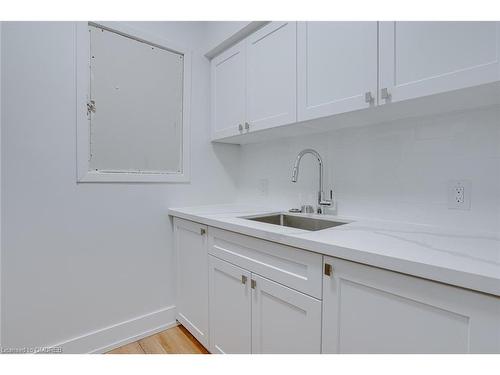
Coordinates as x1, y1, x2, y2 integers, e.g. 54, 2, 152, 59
245, 22, 297, 132
211, 41, 246, 139
379, 21, 500, 104
297, 22, 378, 122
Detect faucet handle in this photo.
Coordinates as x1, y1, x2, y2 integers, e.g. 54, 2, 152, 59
317, 189, 335, 214
301, 205, 315, 214
319, 190, 333, 206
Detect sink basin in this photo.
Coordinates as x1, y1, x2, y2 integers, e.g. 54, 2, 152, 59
243, 213, 348, 231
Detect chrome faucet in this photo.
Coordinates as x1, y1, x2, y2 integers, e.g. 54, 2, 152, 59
291, 149, 333, 214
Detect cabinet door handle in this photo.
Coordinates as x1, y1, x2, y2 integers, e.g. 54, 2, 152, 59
241, 275, 247, 284
381, 87, 391, 100
200, 228, 206, 235
364, 91, 374, 104
238, 124, 243, 131
324, 263, 333, 277
251, 279, 256, 289
244, 122, 250, 131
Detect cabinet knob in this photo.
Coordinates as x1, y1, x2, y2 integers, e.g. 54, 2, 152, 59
364, 91, 374, 104
381, 88, 392, 101
200, 228, 206, 235
238, 124, 243, 132
244, 122, 250, 131
241, 275, 247, 284
324, 263, 333, 277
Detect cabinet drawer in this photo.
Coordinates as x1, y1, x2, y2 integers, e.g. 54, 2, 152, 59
208, 227, 322, 299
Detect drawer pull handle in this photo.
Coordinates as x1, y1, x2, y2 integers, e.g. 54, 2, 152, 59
251, 279, 256, 289
324, 263, 333, 277
242, 275, 247, 285
200, 228, 206, 235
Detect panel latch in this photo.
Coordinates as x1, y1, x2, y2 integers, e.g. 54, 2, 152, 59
87, 100, 96, 116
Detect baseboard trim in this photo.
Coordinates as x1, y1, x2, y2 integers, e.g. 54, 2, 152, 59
176, 312, 208, 348
51, 305, 178, 354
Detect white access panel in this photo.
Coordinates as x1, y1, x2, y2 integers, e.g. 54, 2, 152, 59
89, 25, 184, 173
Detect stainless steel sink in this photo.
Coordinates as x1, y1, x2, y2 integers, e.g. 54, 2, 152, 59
243, 213, 348, 231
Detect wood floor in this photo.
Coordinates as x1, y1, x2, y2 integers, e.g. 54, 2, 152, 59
107, 325, 209, 354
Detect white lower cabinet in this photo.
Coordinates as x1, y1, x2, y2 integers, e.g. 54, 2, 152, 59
173, 218, 209, 347
322, 256, 500, 353
175, 220, 500, 354
208, 255, 322, 354
207, 227, 323, 353
251, 274, 321, 354
208, 255, 251, 354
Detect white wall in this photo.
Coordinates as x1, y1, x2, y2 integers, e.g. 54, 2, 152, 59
1, 21, 239, 352
236, 106, 500, 234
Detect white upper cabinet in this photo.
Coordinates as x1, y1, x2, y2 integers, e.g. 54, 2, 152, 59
379, 21, 500, 104
211, 41, 246, 139
211, 21, 500, 143
245, 21, 297, 132
297, 21, 378, 121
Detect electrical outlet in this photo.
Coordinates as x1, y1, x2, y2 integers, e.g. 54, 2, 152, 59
455, 186, 465, 204
447, 180, 471, 210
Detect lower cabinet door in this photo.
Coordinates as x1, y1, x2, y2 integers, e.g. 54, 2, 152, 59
208, 255, 251, 353
174, 218, 209, 348
251, 274, 322, 354
322, 256, 500, 353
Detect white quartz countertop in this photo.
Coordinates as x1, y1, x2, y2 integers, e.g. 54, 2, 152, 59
168, 204, 500, 297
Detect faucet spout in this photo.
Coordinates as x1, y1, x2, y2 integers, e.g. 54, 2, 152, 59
291, 166, 299, 182
291, 149, 332, 213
